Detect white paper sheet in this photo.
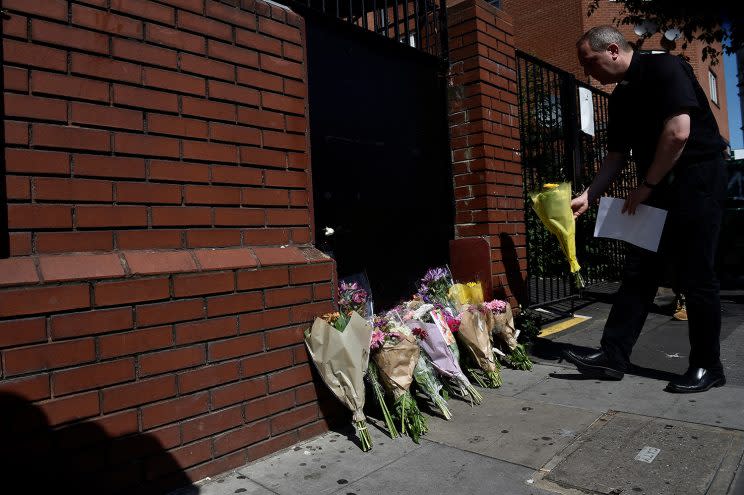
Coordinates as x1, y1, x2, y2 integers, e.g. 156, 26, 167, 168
579, 87, 595, 137
593, 197, 667, 252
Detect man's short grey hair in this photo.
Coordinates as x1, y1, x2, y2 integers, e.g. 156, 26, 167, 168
577, 25, 632, 52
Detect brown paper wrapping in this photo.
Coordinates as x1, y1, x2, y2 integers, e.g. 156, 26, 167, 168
458, 310, 498, 372
304, 311, 373, 422
487, 303, 517, 350
373, 335, 420, 399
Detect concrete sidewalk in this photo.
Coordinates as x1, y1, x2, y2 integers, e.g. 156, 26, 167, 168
177, 296, 744, 495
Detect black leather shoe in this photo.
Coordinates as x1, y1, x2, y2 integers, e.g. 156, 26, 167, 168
665, 368, 726, 393
563, 349, 624, 380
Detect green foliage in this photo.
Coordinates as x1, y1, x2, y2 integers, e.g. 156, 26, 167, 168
587, 0, 743, 63
515, 307, 543, 343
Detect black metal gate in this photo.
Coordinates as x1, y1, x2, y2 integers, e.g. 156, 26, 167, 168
516, 51, 638, 310
302, 0, 453, 309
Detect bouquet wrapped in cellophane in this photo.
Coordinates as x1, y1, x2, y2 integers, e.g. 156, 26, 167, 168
370, 315, 427, 442
304, 311, 374, 451
484, 299, 532, 371
387, 308, 453, 420
417, 266, 459, 316
529, 182, 585, 289
406, 307, 483, 406
448, 281, 484, 311
336, 276, 398, 439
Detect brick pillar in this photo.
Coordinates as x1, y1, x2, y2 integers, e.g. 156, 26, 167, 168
447, 0, 527, 305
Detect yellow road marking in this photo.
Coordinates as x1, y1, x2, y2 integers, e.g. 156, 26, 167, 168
539, 315, 591, 337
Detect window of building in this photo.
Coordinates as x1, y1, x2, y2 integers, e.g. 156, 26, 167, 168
709, 70, 719, 105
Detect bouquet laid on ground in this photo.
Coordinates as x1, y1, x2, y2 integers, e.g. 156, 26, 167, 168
529, 182, 585, 289
389, 307, 452, 420
336, 276, 399, 439
457, 304, 503, 388
417, 266, 458, 315
304, 311, 374, 451
338, 277, 373, 320
370, 315, 427, 442
406, 305, 483, 405
448, 281, 484, 310
484, 299, 533, 371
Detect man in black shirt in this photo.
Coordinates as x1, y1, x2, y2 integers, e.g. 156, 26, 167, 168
565, 25, 728, 393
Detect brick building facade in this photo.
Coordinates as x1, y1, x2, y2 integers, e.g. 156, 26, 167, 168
1, 0, 525, 491
501, 0, 731, 143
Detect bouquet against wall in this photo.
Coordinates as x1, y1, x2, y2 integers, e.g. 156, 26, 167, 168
529, 182, 585, 289
457, 304, 502, 388
367, 315, 398, 439
370, 315, 427, 443
338, 274, 373, 319
404, 300, 464, 369
305, 311, 374, 451
448, 281, 484, 312
337, 277, 399, 439
406, 309, 483, 406
484, 299, 533, 371
417, 266, 459, 316
388, 308, 453, 420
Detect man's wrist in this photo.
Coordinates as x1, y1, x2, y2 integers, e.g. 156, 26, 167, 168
641, 178, 658, 189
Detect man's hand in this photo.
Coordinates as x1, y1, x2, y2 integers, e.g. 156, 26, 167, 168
622, 185, 652, 215
571, 190, 589, 219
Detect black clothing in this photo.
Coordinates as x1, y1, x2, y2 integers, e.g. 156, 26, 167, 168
607, 52, 727, 178
596, 52, 728, 379
601, 156, 727, 374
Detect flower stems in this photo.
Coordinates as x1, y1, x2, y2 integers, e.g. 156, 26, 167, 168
509, 344, 533, 371
354, 420, 373, 452
573, 271, 586, 290
394, 392, 428, 443
460, 376, 483, 405
367, 362, 398, 438
486, 369, 503, 388
431, 391, 453, 420
413, 355, 452, 420
467, 368, 488, 388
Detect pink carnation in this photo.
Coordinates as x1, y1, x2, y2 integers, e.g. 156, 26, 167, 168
370, 330, 385, 350
484, 299, 507, 313
352, 290, 367, 304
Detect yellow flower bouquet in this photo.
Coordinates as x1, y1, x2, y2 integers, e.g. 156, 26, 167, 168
528, 182, 585, 289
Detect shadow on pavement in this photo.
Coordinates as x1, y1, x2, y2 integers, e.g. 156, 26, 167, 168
531, 339, 682, 383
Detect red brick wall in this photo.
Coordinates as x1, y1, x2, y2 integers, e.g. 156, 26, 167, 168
0, 247, 336, 492
447, 0, 527, 305
3, 0, 311, 255
500, 0, 585, 78
1, 1, 339, 492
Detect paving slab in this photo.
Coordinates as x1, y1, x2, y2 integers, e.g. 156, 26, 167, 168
236, 425, 423, 495
424, 390, 600, 469
516, 364, 744, 431
491, 364, 558, 397
514, 363, 676, 416
539, 411, 744, 495
331, 441, 556, 495
657, 384, 744, 431
181, 473, 275, 495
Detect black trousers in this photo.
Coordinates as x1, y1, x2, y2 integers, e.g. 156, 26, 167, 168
601, 156, 727, 374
